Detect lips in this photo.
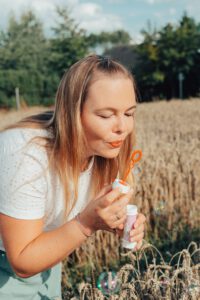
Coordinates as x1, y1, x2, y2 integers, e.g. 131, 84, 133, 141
108, 140, 123, 148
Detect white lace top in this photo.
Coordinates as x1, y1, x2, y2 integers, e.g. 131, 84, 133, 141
0, 128, 94, 251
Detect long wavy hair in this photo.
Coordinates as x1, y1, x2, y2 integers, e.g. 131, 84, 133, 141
5, 54, 137, 218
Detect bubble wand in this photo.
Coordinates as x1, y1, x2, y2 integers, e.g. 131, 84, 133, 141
122, 149, 143, 182
112, 149, 143, 193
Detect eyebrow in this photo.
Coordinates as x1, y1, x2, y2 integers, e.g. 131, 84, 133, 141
95, 105, 137, 112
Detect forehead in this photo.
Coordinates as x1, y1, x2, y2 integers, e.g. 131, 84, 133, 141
85, 75, 136, 110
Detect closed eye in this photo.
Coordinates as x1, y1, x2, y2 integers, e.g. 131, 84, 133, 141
98, 115, 113, 119
125, 113, 135, 117
98, 112, 135, 118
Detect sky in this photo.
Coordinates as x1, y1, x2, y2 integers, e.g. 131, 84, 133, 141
0, 0, 200, 43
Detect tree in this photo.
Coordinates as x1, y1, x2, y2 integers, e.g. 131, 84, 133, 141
133, 15, 200, 100
0, 11, 55, 107
49, 7, 89, 77
157, 14, 200, 99
134, 23, 164, 101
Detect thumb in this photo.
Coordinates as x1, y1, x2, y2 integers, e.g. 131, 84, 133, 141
95, 184, 112, 199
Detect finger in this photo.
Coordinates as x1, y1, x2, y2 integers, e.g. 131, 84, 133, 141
110, 206, 127, 221
134, 213, 146, 229
110, 195, 129, 210
110, 188, 134, 210
135, 240, 143, 251
111, 215, 127, 229
107, 207, 127, 224
130, 224, 144, 237
113, 188, 134, 204
107, 214, 126, 230
117, 223, 124, 230
101, 186, 134, 209
99, 187, 122, 208
95, 184, 112, 199
129, 232, 144, 243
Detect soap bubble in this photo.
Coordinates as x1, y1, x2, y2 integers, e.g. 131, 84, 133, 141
153, 200, 166, 216
160, 278, 170, 291
188, 283, 200, 294
132, 166, 142, 176
97, 271, 120, 295
193, 251, 200, 264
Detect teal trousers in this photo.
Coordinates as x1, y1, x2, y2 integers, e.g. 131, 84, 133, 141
0, 250, 62, 300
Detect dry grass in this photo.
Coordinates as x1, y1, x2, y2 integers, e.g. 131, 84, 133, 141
1, 99, 200, 299
135, 99, 200, 231
66, 99, 200, 266
0, 106, 48, 130
63, 99, 200, 299
77, 241, 200, 300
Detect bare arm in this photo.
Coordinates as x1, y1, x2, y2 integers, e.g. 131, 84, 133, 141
0, 186, 123, 278
0, 185, 137, 278
0, 214, 87, 278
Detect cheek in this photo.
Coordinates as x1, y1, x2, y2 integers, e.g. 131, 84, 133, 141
127, 118, 135, 132
82, 118, 110, 141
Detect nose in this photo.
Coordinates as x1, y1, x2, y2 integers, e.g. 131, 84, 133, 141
112, 115, 127, 134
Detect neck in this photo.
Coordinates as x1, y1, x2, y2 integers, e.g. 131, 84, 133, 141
80, 156, 92, 172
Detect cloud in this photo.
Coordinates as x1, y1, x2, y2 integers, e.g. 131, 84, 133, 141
146, 0, 155, 4
71, 2, 123, 33
107, 0, 124, 3
76, 3, 102, 17
2, 0, 198, 42
145, 0, 174, 4
169, 8, 176, 16
185, 2, 200, 20
0, 0, 124, 35
79, 14, 123, 33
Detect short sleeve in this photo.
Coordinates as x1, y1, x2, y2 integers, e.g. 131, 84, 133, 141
0, 128, 48, 220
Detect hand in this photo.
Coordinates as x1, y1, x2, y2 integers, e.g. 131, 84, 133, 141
116, 213, 146, 250
78, 184, 134, 234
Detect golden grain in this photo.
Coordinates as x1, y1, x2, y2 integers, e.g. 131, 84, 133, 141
1, 99, 199, 299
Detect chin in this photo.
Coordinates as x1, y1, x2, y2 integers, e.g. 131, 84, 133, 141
97, 149, 120, 159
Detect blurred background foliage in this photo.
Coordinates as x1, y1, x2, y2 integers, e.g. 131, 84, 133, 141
0, 7, 200, 108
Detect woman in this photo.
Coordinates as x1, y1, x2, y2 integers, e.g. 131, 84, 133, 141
0, 55, 146, 299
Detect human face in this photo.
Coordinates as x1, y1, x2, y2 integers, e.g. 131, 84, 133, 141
81, 75, 137, 159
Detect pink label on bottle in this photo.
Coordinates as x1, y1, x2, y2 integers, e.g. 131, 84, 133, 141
123, 214, 137, 241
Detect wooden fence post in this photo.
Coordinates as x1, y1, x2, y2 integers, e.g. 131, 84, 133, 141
15, 87, 21, 110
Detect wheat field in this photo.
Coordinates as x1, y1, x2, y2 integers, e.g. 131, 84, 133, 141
0, 99, 199, 299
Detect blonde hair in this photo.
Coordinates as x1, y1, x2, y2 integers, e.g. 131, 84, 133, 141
5, 54, 137, 217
